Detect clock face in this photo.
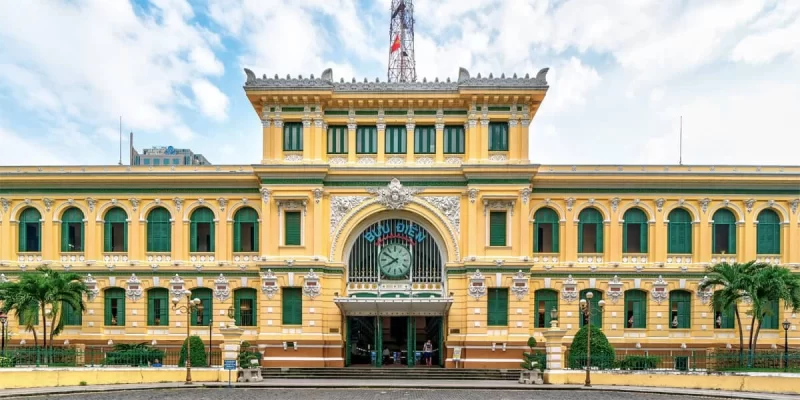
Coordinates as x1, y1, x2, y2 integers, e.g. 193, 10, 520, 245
378, 243, 412, 278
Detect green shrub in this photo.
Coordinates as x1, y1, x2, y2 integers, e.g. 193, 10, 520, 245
520, 337, 544, 371
238, 341, 262, 368
79, 381, 87, 386
104, 342, 164, 366
0, 356, 12, 368
617, 355, 660, 370
178, 336, 207, 368
567, 324, 615, 370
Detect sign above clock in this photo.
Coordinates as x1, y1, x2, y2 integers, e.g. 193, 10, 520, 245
364, 221, 428, 246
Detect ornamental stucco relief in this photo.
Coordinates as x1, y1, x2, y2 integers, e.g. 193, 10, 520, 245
367, 178, 421, 210
421, 196, 461, 235
329, 196, 370, 235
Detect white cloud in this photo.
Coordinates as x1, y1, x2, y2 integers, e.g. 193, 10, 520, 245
192, 80, 229, 121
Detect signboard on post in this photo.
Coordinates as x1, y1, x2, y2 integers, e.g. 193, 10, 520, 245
453, 347, 462, 368
224, 359, 237, 387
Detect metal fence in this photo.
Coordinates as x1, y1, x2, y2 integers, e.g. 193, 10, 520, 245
564, 348, 800, 373
0, 347, 222, 368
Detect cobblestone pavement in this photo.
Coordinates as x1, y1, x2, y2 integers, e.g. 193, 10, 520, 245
12, 388, 735, 400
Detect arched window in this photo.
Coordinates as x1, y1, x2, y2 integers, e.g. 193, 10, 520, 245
579, 289, 603, 328
667, 208, 692, 254
533, 208, 559, 253
761, 300, 779, 330
61, 207, 85, 252
147, 288, 169, 326
669, 290, 691, 329
234, 288, 257, 327
104, 288, 125, 326
233, 207, 259, 253
191, 288, 213, 326
578, 208, 603, 253
712, 209, 736, 254
146, 207, 172, 253
18, 208, 42, 252
622, 208, 648, 253
624, 290, 647, 328
756, 209, 780, 255
103, 207, 128, 252
190, 208, 215, 252
534, 289, 558, 328
713, 294, 735, 329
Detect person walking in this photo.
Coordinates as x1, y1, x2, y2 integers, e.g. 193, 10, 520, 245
423, 339, 433, 367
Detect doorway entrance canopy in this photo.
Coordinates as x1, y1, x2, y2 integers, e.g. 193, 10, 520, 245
334, 296, 453, 317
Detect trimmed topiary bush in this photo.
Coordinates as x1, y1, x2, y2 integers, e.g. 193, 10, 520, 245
238, 341, 262, 368
520, 336, 545, 371
178, 335, 207, 367
567, 324, 615, 370
617, 355, 660, 370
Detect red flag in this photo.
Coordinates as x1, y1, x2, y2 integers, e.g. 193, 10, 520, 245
390, 34, 401, 53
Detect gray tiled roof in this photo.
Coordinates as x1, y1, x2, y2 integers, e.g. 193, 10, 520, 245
243, 67, 548, 92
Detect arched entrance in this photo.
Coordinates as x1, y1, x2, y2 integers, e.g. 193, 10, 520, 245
335, 216, 452, 368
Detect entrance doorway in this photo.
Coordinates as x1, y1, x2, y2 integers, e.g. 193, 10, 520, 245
345, 316, 444, 367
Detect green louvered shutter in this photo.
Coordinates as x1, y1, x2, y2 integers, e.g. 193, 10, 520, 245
235, 289, 257, 326
209, 219, 216, 252
63, 302, 82, 326
385, 125, 406, 154
670, 291, 691, 329
625, 291, 646, 329
489, 211, 507, 246
414, 126, 435, 154
19, 208, 41, 252
190, 219, 198, 252
147, 293, 155, 326
596, 221, 604, 253
327, 126, 347, 154
534, 290, 558, 328
762, 301, 779, 329
104, 221, 113, 252
357, 126, 377, 154
147, 208, 171, 252
756, 210, 780, 254
444, 126, 465, 154
717, 304, 735, 329
147, 289, 169, 326
487, 288, 508, 326
489, 122, 508, 151
252, 218, 259, 252
283, 122, 303, 151
282, 288, 302, 325
580, 290, 603, 327
233, 218, 241, 252
668, 209, 692, 254
577, 222, 584, 253
190, 288, 212, 326
285, 211, 302, 246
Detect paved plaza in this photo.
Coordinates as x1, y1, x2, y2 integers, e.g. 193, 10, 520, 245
6, 388, 746, 400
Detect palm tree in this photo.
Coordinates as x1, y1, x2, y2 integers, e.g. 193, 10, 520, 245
43, 269, 87, 345
700, 261, 761, 365
746, 265, 800, 364
0, 283, 41, 348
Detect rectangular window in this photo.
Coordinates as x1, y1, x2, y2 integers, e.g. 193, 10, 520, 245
285, 211, 302, 246
191, 290, 212, 326
148, 291, 169, 326
487, 288, 509, 326
104, 292, 125, 326
110, 223, 125, 252
283, 122, 304, 151
153, 159, 160, 166
172, 158, 179, 165
238, 222, 255, 252
489, 211, 507, 246
66, 223, 83, 252
536, 224, 554, 252
143, 159, 151, 165
625, 224, 642, 253
580, 224, 598, 253
327, 126, 348, 154
63, 302, 82, 326
670, 295, 691, 329
489, 122, 509, 151
282, 287, 303, 325
443, 126, 465, 154
356, 126, 377, 154
23, 223, 41, 252
668, 222, 691, 254
625, 296, 646, 328
713, 224, 731, 254
163, 158, 169, 165
194, 223, 212, 252
237, 297, 255, 326
414, 126, 436, 154
384, 125, 407, 154
714, 306, 735, 329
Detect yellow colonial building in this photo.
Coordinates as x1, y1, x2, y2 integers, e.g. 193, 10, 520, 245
0, 66, 799, 369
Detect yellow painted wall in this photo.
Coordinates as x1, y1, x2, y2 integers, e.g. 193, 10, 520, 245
0, 368, 226, 389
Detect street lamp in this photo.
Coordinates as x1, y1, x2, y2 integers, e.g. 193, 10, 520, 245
579, 292, 605, 387
783, 319, 791, 372
173, 290, 202, 384
0, 312, 8, 356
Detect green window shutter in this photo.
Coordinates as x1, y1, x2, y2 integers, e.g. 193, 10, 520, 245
622, 221, 628, 253
385, 125, 406, 154
104, 221, 112, 252
147, 293, 155, 326
19, 219, 27, 252
762, 301, 779, 329
756, 210, 780, 254
444, 126, 465, 154
625, 291, 647, 329
105, 288, 125, 326
580, 290, 603, 327
728, 222, 736, 254
19, 208, 41, 252
487, 288, 508, 326
61, 208, 85, 252
552, 222, 560, 252
285, 211, 302, 246
123, 221, 128, 252
670, 291, 691, 329
623, 208, 648, 253
534, 290, 557, 328
414, 126, 435, 154
533, 221, 540, 253
283, 122, 303, 151
190, 288, 212, 326
640, 222, 648, 253
235, 289, 257, 326
668, 208, 692, 253
147, 289, 169, 326
209, 219, 216, 252
489, 122, 508, 151
63, 302, 82, 326
147, 208, 172, 252
233, 219, 242, 252
282, 288, 302, 325
356, 126, 377, 154
190, 221, 198, 252
577, 222, 584, 253
489, 211, 507, 246
596, 222, 604, 253
252, 218, 259, 252
327, 126, 347, 154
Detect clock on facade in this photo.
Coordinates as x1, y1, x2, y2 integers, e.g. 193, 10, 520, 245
378, 243, 412, 278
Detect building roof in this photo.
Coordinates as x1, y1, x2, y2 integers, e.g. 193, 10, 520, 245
242, 67, 549, 92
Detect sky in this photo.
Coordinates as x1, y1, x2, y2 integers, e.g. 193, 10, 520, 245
0, 0, 798, 166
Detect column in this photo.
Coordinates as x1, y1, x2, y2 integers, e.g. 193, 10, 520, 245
377, 124, 386, 163
225, 220, 234, 263
466, 119, 478, 162
260, 189, 273, 257
520, 119, 531, 162
519, 189, 531, 256
406, 123, 415, 164
261, 119, 273, 164
434, 123, 444, 163
312, 189, 323, 257
137, 219, 146, 261
272, 120, 283, 162
315, 119, 326, 163
302, 118, 312, 161
738, 221, 749, 261
509, 119, 521, 162
347, 124, 357, 164
542, 326, 568, 372
479, 119, 489, 161
219, 325, 243, 364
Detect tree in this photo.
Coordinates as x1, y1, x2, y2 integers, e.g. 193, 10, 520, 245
520, 336, 539, 370
0, 284, 40, 348
179, 335, 207, 367
568, 324, 615, 369
745, 265, 800, 364
700, 261, 760, 365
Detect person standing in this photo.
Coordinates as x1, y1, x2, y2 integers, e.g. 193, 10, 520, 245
423, 339, 433, 367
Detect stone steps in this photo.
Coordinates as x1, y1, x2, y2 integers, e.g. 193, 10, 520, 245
261, 367, 521, 380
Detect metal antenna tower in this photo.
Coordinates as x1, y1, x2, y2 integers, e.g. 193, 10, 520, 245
387, 0, 416, 83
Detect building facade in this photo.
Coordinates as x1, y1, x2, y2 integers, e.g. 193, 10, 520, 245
0, 67, 799, 369
131, 145, 211, 166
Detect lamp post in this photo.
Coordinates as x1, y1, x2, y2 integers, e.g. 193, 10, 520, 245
579, 292, 605, 387
172, 290, 202, 384
783, 319, 790, 372
549, 307, 558, 329
0, 312, 8, 356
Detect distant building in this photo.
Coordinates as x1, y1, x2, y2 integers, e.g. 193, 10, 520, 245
130, 145, 211, 166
